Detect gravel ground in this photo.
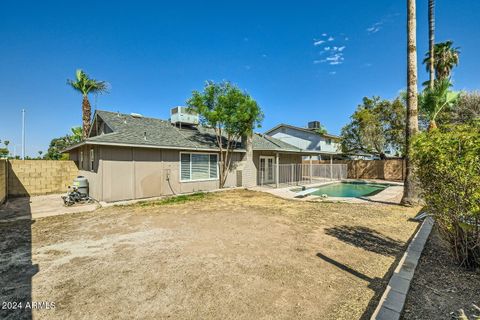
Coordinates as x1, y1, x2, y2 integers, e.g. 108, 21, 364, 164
402, 226, 480, 320
0, 189, 420, 320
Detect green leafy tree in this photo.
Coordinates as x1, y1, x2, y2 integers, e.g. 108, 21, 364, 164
413, 124, 480, 269
187, 81, 264, 188
447, 91, 480, 125
0, 139, 9, 158
341, 97, 406, 159
67, 69, 108, 139
423, 41, 460, 81
0, 148, 8, 158
45, 127, 82, 160
419, 78, 459, 131
314, 124, 328, 135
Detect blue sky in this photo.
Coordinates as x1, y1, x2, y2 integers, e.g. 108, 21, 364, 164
1, 1, 479, 157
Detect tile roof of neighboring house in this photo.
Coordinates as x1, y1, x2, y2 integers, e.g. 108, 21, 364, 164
64, 110, 307, 153
264, 123, 341, 140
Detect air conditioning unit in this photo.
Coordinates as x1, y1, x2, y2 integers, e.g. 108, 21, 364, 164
170, 106, 199, 125
308, 121, 321, 129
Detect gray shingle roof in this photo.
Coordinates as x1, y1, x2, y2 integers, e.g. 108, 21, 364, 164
252, 133, 303, 152
77, 110, 303, 153
264, 123, 341, 140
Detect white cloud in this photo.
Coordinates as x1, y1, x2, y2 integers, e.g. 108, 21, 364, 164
313, 33, 347, 66
325, 53, 345, 65
367, 22, 383, 34
367, 13, 398, 35
329, 71, 337, 75
322, 33, 327, 37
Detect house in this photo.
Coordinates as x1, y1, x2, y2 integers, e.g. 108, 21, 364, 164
64, 109, 325, 202
265, 121, 342, 161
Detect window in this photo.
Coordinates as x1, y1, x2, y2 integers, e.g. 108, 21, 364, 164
90, 148, 94, 171
180, 153, 218, 181
326, 139, 332, 145
80, 151, 84, 169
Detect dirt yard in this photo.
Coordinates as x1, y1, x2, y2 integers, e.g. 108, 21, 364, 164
0, 190, 420, 320
402, 226, 480, 320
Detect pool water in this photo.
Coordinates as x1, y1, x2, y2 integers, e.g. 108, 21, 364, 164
303, 182, 390, 198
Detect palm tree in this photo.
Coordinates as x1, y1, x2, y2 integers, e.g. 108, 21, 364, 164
420, 78, 459, 131
68, 127, 83, 145
67, 70, 108, 139
423, 41, 460, 80
428, 0, 435, 89
402, 0, 421, 206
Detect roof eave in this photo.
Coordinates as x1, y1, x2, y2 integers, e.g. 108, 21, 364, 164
63, 140, 246, 153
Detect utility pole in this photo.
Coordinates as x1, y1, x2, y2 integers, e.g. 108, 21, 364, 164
22, 109, 25, 160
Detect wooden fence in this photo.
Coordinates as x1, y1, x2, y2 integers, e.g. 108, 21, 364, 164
303, 159, 405, 181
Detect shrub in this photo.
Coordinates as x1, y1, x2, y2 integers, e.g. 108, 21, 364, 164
413, 124, 480, 269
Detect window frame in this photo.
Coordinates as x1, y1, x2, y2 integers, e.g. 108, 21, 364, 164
179, 151, 219, 182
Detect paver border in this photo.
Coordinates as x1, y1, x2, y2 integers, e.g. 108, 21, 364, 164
370, 216, 434, 320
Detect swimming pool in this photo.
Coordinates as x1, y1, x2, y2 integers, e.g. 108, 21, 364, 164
296, 181, 391, 198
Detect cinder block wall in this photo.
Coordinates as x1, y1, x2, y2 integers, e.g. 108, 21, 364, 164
8, 160, 79, 197
0, 160, 6, 204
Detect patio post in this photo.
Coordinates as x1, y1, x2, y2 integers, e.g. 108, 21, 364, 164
330, 154, 333, 180
309, 156, 312, 183
291, 163, 294, 185
275, 152, 279, 188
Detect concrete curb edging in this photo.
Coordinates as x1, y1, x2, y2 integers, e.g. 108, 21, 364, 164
371, 216, 434, 320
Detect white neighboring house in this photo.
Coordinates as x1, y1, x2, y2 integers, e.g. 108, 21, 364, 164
265, 121, 342, 161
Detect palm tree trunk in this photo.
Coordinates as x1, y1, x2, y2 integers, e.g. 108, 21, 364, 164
427, 119, 437, 131
401, 0, 422, 206
428, 0, 435, 89
82, 95, 92, 139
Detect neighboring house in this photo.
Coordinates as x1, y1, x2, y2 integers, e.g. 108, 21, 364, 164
64, 109, 322, 202
265, 122, 342, 161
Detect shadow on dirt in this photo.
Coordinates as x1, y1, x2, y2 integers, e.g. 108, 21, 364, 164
324, 225, 404, 256
319, 224, 419, 319
0, 197, 36, 320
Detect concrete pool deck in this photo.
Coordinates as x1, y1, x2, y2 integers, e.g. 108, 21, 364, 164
250, 179, 404, 205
